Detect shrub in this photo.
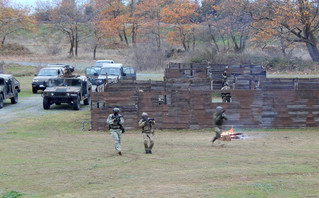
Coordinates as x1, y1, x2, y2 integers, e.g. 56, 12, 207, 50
0, 43, 32, 56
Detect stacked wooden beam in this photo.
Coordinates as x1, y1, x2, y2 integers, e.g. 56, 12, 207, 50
225, 64, 266, 90
91, 91, 139, 131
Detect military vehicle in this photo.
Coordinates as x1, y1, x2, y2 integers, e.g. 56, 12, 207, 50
0, 74, 21, 108
32, 64, 69, 93
42, 75, 91, 110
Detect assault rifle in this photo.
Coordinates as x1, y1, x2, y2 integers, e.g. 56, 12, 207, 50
110, 114, 125, 133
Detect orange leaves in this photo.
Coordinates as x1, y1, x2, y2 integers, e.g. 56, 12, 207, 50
161, 0, 198, 25
0, 1, 36, 45
159, 0, 198, 49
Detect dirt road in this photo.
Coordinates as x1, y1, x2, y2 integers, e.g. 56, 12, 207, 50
0, 94, 89, 127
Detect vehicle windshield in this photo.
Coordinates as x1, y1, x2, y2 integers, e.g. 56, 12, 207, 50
90, 67, 101, 74
48, 79, 81, 87
100, 67, 121, 76
38, 69, 58, 76
0, 78, 4, 86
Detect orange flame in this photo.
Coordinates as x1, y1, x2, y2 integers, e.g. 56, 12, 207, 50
221, 126, 234, 137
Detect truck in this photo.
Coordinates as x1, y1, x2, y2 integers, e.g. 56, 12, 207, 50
32, 64, 70, 93
42, 76, 91, 110
99, 63, 136, 83
0, 74, 21, 109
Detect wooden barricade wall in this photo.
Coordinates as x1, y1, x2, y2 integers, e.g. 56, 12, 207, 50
90, 63, 319, 130
91, 89, 319, 130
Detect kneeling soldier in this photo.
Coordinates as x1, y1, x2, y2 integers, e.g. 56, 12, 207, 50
107, 107, 124, 155
139, 112, 155, 154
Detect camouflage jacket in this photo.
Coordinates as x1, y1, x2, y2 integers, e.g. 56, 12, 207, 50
139, 119, 155, 133
107, 113, 124, 130
213, 112, 227, 126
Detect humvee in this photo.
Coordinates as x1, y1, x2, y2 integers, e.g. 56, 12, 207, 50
42, 76, 91, 110
0, 74, 21, 108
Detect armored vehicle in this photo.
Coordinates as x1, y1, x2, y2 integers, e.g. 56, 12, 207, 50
42, 76, 91, 110
0, 74, 21, 108
32, 64, 71, 93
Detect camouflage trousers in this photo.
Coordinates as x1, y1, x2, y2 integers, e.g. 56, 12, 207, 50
111, 129, 122, 151
212, 126, 222, 142
143, 132, 154, 152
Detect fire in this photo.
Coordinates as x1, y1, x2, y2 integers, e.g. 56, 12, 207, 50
221, 126, 234, 137
221, 126, 244, 141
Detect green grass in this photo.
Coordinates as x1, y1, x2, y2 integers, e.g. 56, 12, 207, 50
3, 63, 36, 77
1, 110, 319, 197
15, 76, 34, 97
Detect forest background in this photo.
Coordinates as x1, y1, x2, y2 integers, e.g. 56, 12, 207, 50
2, 0, 319, 73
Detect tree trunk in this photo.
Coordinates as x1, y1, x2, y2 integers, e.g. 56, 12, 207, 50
118, 31, 123, 42
157, 20, 161, 49
192, 28, 196, 52
1, 34, 7, 47
93, 44, 97, 60
123, 28, 129, 46
132, 22, 137, 46
75, 25, 78, 57
68, 32, 74, 56
231, 33, 240, 52
306, 42, 319, 62
208, 24, 219, 52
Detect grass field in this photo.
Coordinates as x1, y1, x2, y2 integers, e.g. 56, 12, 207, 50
1, 110, 319, 198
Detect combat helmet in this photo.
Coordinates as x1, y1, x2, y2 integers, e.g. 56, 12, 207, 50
113, 107, 120, 113
216, 106, 223, 110
142, 112, 148, 118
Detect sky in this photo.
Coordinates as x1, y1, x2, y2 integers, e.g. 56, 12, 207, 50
11, 0, 39, 7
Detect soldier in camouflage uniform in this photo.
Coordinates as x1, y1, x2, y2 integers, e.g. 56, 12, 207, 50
138, 112, 155, 154
221, 82, 231, 103
107, 107, 124, 155
212, 106, 228, 143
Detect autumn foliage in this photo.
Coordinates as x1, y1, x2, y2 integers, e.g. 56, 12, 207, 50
3, 0, 319, 64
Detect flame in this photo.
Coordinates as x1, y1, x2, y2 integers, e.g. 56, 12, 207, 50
221, 126, 234, 137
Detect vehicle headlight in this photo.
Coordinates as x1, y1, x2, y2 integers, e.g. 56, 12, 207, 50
66, 93, 70, 96
70, 93, 77, 97
33, 79, 39, 82
50, 93, 54, 96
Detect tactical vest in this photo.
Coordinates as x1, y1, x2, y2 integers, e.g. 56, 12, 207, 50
142, 121, 153, 133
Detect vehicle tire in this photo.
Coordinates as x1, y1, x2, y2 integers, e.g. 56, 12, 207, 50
43, 97, 50, 109
73, 97, 80, 110
10, 90, 18, 104
0, 94, 3, 109
55, 102, 61, 105
84, 95, 90, 105
32, 87, 38, 94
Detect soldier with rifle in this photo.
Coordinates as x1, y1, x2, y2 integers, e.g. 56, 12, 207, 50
212, 106, 228, 143
139, 112, 155, 154
107, 107, 125, 155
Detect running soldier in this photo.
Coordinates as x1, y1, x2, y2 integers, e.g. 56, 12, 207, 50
212, 106, 228, 143
107, 107, 124, 155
